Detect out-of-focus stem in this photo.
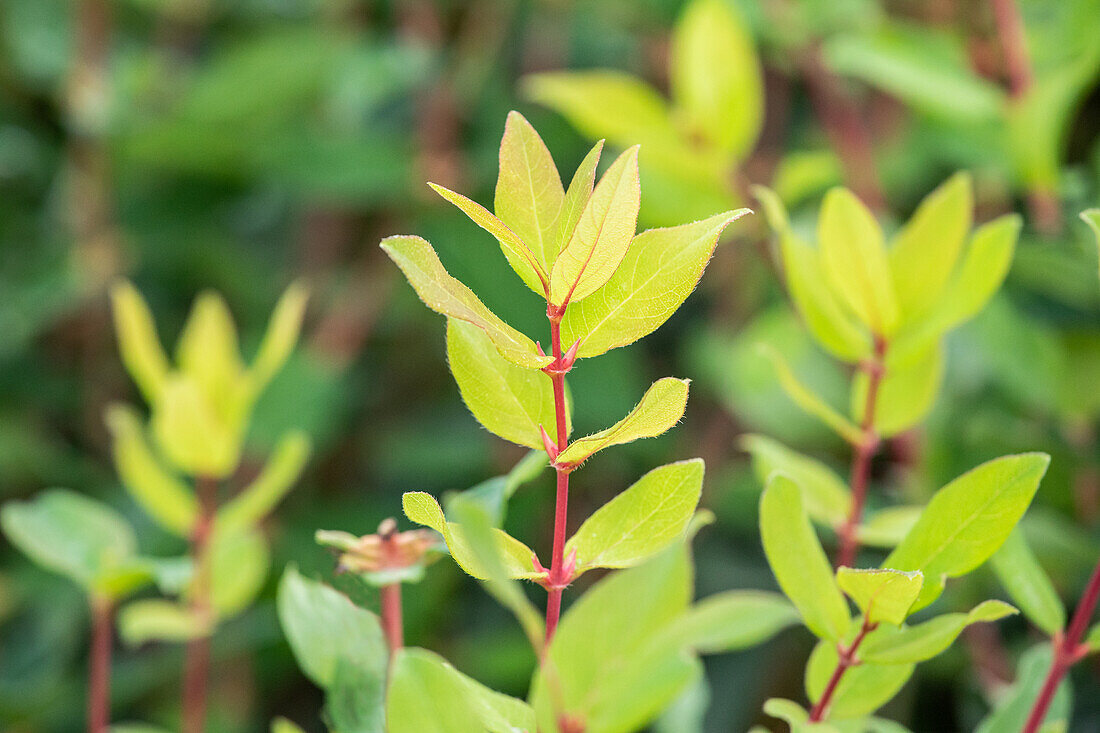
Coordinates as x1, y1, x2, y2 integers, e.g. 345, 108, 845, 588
380, 583, 404, 661
87, 595, 113, 733
182, 475, 217, 733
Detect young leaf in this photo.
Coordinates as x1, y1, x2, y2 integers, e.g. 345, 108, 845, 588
110, 280, 171, 404
248, 281, 309, 394
818, 187, 899, 335
208, 528, 270, 616
850, 344, 943, 438
118, 599, 210, 645
566, 459, 703, 573
670, 0, 763, 159
446, 318, 563, 449
428, 183, 549, 295
380, 235, 552, 369
888, 172, 973, 320
557, 141, 604, 252
561, 209, 750, 358
549, 146, 641, 306
805, 640, 914, 720
151, 375, 239, 477
759, 474, 851, 641
495, 111, 565, 271
216, 431, 310, 534
555, 377, 689, 467
664, 590, 800, 654
740, 434, 851, 528
759, 345, 863, 444
989, 529, 1065, 636
884, 453, 1050, 611
105, 404, 198, 536
276, 566, 387, 689
176, 291, 244, 410
860, 600, 1017, 664
402, 491, 541, 580
754, 186, 870, 363
836, 568, 923, 626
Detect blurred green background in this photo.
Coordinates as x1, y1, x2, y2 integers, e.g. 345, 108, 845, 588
2, 0, 1100, 730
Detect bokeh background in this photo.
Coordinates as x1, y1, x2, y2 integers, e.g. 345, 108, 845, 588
3, 0, 1100, 730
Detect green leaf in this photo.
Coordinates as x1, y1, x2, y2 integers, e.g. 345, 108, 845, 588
760, 474, 851, 640
555, 377, 689, 467
151, 375, 239, 478
208, 528, 269, 616
663, 590, 800, 654
1082, 209, 1100, 279
105, 403, 198, 536
760, 345, 862, 444
216, 431, 310, 533
754, 186, 870, 363
888, 172, 973, 320
557, 141, 604, 252
836, 568, 923, 626
850, 344, 943, 438
989, 529, 1065, 636
118, 599, 209, 645
110, 280, 171, 404
248, 281, 309, 395
1, 489, 143, 597
549, 146, 641, 306
763, 698, 809, 727
670, 0, 763, 159
446, 318, 562, 449
884, 453, 1050, 611
495, 111, 565, 273
818, 187, 899, 335
453, 449, 548, 526
857, 506, 922, 548
740, 434, 851, 528
561, 209, 749, 358
860, 600, 1016, 664
326, 656, 385, 733
806, 640, 914, 720
402, 491, 540, 580
380, 235, 552, 369
387, 648, 536, 733
176, 291, 244, 414
276, 566, 387, 689
975, 644, 1072, 733
271, 718, 306, 733
654, 674, 709, 733
566, 459, 703, 573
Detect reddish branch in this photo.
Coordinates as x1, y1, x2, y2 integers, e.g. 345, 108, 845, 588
182, 476, 218, 733
835, 336, 888, 570
378, 520, 405, 661
1022, 561, 1100, 733
87, 595, 113, 733
808, 617, 878, 722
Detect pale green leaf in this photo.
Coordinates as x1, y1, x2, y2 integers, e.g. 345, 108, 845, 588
760, 474, 851, 640
402, 491, 540, 580
654, 674, 709, 733
806, 640, 914, 720
176, 291, 244, 413
1082, 209, 1100, 279
271, 718, 306, 733
208, 528, 269, 616
248, 281, 309, 394
888, 172, 973, 320
446, 318, 562, 449
836, 568, 923, 626
857, 506, 922, 548
557, 141, 604, 253
549, 146, 641, 305
495, 111, 565, 271
663, 590, 800, 654
818, 187, 899, 335
566, 459, 703, 572
763, 698, 809, 727
454, 449, 549, 527
850, 343, 943, 438
118, 599, 209, 645
670, 0, 763, 159
860, 600, 1017, 664
975, 644, 1071, 733
216, 431, 310, 534
105, 403, 198, 536
555, 377, 690, 467
380, 235, 552, 369
884, 453, 1050, 611
989, 529, 1065, 636
760, 345, 863, 444
429, 182, 549, 295
754, 185, 870, 362
110, 280, 171, 404
151, 375, 239, 478
561, 209, 749, 358
740, 433, 851, 528
326, 657, 385, 733
276, 566, 387, 689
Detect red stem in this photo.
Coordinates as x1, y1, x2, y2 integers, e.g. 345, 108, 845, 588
808, 618, 878, 722
544, 308, 572, 643
835, 337, 888, 569
1022, 559, 1100, 733
990, 0, 1033, 99
87, 595, 112, 733
381, 583, 404, 661
182, 475, 218, 733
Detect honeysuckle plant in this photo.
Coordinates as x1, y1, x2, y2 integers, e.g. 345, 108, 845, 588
746, 178, 1056, 727
104, 282, 312, 733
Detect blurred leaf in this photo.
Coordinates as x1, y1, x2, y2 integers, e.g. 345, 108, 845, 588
176, 291, 244, 414
763, 698, 809, 727
110, 280, 171, 404
208, 528, 269, 616
975, 644, 1071, 733
562, 209, 749, 358
806, 640, 914, 720
851, 344, 943, 438
860, 600, 1016, 664
884, 453, 1050, 611
380, 235, 551, 369
654, 674, 709, 733
857, 506, 922, 548
990, 529, 1065, 636
452, 450, 548, 526
566, 459, 703, 572
760, 474, 851, 640
151, 375, 238, 478
550, 146, 641, 306
760, 345, 862, 443
446, 318, 561, 449
1083, 209, 1100, 278
117, 599, 209, 646
270, 719, 306, 733
741, 433, 851, 528
662, 590, 800, 654
835, 568, 923, 626
217, 431, 310, 534
555, 377, 690, 466
247, 281, 309, 396
326, 656, 385, 733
